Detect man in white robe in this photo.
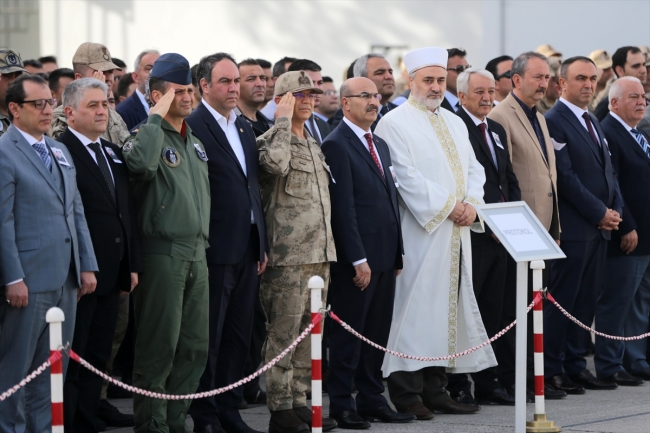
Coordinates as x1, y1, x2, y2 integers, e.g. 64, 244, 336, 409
375, 47, 497, 418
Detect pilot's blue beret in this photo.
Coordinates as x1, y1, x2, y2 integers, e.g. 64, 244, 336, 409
150, 53, 192, 85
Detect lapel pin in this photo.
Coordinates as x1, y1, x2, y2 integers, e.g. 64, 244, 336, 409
239, 128, 244, 133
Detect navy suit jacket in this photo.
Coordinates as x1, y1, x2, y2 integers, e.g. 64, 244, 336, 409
545, 101, 623, 241
602, 114, 650, 256
186, 103, 267, 264
322, 120, 403, 274
116, 91, 148, 131
456, 107, 521, 205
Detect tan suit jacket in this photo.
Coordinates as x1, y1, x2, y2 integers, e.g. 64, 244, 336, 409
488, 92, 560, 239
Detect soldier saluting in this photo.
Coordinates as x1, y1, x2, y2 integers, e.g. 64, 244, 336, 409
257, 71, 337, 433
122, 53, 210, 433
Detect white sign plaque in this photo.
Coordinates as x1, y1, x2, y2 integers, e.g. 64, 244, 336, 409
475, 201, 565, 262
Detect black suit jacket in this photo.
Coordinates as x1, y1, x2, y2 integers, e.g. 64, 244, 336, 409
186, 103, 267, 264
545, 101, 623, 241
116, 91, 148, 131
322, 120, 403, 274
602, 114, 650, 256
58, 128, 142, 295
441, 96, 455, 112
328, 101, 398, 132
314, 115, 331, 142
456, 107, 521, 206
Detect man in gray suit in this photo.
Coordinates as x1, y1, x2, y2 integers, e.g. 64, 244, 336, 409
0, 74, 98, 432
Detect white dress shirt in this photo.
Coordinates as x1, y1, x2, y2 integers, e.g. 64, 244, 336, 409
343, 116, 387, 267
135, 89, 150, 114
462, 107, 498, 167
69, 127, 114, 183
260, 99, 277, 120
202, 99, 255, 223
559, 97, 600, 143
609, 111, 636, 136
444, 90, 460, 111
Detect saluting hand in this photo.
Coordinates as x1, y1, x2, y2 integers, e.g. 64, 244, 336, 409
149, 91, 175, 119
274, 93, 295, 119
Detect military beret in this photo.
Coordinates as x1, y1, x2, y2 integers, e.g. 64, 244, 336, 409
150, 53, 192, 85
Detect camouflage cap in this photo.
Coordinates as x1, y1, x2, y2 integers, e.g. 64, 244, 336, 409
536, 44, 562, 58
0, 49, 26, 75
639, 45, 650, 66
588, 50, 613, 70
274, 71, 324, 97
72, 42, 121, 71
548, 56, 562, 78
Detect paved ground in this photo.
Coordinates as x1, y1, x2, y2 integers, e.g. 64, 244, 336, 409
107, 356, 650, 433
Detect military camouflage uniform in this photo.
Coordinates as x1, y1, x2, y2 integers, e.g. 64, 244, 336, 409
0, 112, 10, 138
49, 105, 131, 146
257, 116, 336, 411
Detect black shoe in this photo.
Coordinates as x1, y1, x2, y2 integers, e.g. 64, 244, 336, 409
269, 409, 309, 433
293, 406, 338, 431
97, 399, 134, 427
452, 390, 478, 406
569, 369, 617, 390
194, 424, 227, 433
631, 367, 650, 381
220, 419, 263, 433
506, 385, 534, 403
476, 386, 515, 406
545, 374, 586, 395
358, 405, 416, 423
604, 371, 644, 386
542, 384, 567, 400
399, 401, 434, 420
106, 382, 133, 399
330, 410, 371, 429
243, 389, 267, 407
425, 399, 480, 414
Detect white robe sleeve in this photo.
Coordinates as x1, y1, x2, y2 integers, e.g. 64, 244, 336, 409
376, 117, 456, 234
462, 142, 486, 233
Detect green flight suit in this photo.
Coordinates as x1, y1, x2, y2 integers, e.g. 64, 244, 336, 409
123, 114, 210, 433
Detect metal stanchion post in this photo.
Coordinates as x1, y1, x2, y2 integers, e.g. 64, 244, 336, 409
526, 260, 560, 433
309, 276, 324, 433
46, 307, 65, 433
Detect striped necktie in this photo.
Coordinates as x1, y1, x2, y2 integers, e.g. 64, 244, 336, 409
631, 128, 650, 158
32, 141, 52, 171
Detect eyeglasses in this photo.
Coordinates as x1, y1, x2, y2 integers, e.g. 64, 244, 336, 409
19, 98, 57, 109
495, 70, 512, 80
344, 92, 383, 102
448, 65, 472, 73
293, 92, 317, 99
324, 90, 338, 96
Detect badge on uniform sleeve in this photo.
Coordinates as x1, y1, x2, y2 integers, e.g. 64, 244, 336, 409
161, 147, 181, 167
50, 147, 71, 166
491, 132, 505, 149
122, 139, 134, 153
104, 147, 123, 164
193, 143, 208, 162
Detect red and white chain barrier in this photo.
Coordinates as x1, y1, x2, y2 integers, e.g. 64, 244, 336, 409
0, 351, 62, 403
69, 313, 321, 400
328, 294, 542, 362
546, 291, 650, 341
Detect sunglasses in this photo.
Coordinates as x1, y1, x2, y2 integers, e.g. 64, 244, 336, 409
495, 70, 512, 80
448, 65, 472, 73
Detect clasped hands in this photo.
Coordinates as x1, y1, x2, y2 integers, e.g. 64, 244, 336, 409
598, 208, 622, 231
449, 200, 476, 227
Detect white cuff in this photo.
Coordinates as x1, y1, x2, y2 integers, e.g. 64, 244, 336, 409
6, 278, 23, 286
352, 258, 367, 266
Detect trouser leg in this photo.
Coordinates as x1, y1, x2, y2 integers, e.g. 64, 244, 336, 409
624, 261, 650, 373
387, 369, 425, 411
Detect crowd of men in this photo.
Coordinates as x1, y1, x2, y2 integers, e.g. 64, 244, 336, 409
0, 38, 649, 433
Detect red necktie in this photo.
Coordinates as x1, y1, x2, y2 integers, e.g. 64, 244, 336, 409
364, 133, 384, 178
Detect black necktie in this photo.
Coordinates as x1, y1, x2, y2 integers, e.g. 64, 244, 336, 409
89, 142, 115, 203
380, 104, 390, 117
